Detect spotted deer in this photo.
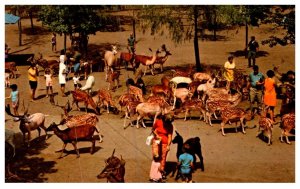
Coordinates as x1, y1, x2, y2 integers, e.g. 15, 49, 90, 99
129, 85, 144, 102
97, 89, 117, 114
107, 70, 120, 91
280, 113, 295, 144
118, 93, 138, 114
220, 107, 256, 136
179, 99, 206, 121
71, 89, 99, 115
256, 107, 274, 146
193, 72, 212, 83
205, 93, 242, 126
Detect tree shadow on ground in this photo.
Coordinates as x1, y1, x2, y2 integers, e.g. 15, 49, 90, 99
5, 135, 58, 183
22, 26, 51, 36
6, 54, 34, 65
228, 50, 269, 58
199, 34, 229, 41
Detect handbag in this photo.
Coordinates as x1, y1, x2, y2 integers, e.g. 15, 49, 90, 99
146, 132, 154, 146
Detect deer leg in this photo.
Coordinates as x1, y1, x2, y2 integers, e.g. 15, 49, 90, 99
280, 130, 284, 143
173, 97, 176, 109
27, 131, 31, 147
41, 124, 49, 140
213, 112, 218, 119
285, 131, 291, 144
75, 102, 80, 111
143, 65, 147, 76
184, 110, 188, 121
136, 115, 140, 129
221, 121, 226, 136
267, 133, 272, 146
71, 141, 80, 158
37, 127, 41, 138
95, 125, 103, 143
90, 139, 95, 154
141, 118, 147, 128
85, 101, 88, 113
58, 143, 67, 158
240, 118, 246, 134
150, 65, 155, 75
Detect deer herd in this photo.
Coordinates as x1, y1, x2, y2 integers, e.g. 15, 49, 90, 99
5, 42, 295, 182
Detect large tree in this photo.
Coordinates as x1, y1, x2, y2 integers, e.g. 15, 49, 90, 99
261, 6, 295, 47
138, 5, 206, 71
38, 5, 107, 55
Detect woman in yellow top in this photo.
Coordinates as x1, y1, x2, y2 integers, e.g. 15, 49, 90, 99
223, 55, 235, 90
28, 62, 38, 101
264, 70, 277, 122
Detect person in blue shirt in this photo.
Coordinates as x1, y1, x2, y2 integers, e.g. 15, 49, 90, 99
5, 84, 19, 116
178, 143, 194, 183
247, 65, 265, 113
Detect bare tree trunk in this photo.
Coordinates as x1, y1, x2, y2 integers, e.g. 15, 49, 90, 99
194, 6, 201, 72
29, 12, 34, 34
245, 22, 248, 58
64, 33, 67, 52
17, 9, 22, 46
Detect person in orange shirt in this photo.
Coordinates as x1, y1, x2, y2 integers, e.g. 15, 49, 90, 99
264, 70, 277, 122
28, 62, 39, 101
152, 114, 174, 180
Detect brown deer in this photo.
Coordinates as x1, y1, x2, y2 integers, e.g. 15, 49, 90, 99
220, 107, 256, 136
5, 104, 49, 147
129, 85, 144, 102
154, 44, 172, 72
97, 89, 117, 114
46, 122, 99, 158
71, 89, 99, 115
135, 48, 160, 76
97, 149, 126, 183
5, 62, 18, 78
178, 99, 206, 121
205, 93, 242, 126
54, 101, 103, 143
280, 113, 295, 144
107, 70, 120, 91
256, 106, 274, 146
171, 64, 194, 77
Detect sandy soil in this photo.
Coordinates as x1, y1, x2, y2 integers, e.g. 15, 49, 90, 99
4, 16, 295, 184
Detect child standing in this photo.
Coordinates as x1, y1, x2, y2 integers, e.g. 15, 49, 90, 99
5, 84, 19, 116
178, 143, 194, 183
149, 156, 162, 182
44, 68, 53, 98
73, 73, 80, 90
51, 33, 57, 52
5, 72, 10, 88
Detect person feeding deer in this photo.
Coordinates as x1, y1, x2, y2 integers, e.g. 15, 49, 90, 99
151, 114, 174, 180
223, 55, 236, 90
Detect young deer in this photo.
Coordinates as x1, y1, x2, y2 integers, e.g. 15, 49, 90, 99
280, 113, 295, 144
256, 106, 274, 146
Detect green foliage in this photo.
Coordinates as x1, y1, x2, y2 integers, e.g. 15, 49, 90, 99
261, 6, 295, 47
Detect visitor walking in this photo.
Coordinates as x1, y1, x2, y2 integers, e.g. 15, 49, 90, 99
248, 36, 259, 67
28, 62, 39, 101
5, 84, 19, 116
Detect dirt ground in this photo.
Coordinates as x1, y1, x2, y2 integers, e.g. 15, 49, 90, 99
4, 15, 295, 184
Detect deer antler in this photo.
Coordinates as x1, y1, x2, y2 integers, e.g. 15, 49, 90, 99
5, 104, 22, 118
111, 149, 116, 158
